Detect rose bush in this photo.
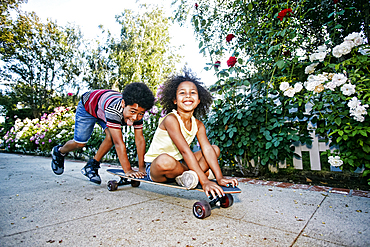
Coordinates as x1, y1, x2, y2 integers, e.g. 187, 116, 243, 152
173, 0, 369, 183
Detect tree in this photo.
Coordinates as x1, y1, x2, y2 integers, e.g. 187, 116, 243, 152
0, 7, 83, 119
83, 5, 181, 92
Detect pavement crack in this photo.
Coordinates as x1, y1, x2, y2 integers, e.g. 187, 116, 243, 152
289, 195, 342, 247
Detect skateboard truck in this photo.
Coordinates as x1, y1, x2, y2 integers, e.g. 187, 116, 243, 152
107, 177, 140, 191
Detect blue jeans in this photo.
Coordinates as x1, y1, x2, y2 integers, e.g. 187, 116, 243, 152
74, 101, 106, 143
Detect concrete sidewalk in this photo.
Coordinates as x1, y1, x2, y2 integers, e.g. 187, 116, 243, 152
0, 153, 369, 247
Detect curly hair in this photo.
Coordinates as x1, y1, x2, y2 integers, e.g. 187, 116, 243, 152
159, 69, 213, 119
122, 82, 155, 111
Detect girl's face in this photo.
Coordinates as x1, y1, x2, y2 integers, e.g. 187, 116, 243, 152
174, 81, 200, 112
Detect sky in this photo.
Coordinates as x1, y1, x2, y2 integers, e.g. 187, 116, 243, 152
20, 0, 218, 87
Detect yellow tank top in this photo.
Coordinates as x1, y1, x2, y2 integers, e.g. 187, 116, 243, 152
144, 110, 198, 162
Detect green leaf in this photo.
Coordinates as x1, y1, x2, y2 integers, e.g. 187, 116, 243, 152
266, 142, 272, 149
276, 60, 285, 69
334, 118, 341, 126
363, 145, 370, 153
226, 139, 232, 147
248, 3, 253, 10
199, 41, 203, 49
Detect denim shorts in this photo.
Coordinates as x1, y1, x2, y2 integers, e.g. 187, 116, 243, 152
145, 162, 153, 182
74, 101, 107, 143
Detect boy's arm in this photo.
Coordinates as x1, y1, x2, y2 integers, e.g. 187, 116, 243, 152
108, 127, 143, 178
134, 128, 146, 173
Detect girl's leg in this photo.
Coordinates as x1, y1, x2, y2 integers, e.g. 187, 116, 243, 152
149, 154, 187, 182
193, 145, 220, 176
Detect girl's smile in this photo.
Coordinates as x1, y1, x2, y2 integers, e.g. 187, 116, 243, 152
174, 81, 200, 111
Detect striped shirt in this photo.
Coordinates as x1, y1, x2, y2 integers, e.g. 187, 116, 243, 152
81, 89, 143, 129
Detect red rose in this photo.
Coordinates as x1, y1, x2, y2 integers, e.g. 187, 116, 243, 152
195, 3, 198, 9
67, 93, 73, 96
227, 56, 237, 67
215, 61, 221, 68
226, 34, 235, 42
333, 0, 338, 3
277, 8, 293, 21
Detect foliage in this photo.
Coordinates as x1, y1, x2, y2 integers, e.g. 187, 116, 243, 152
172, 0, 370, 183
0, 104, 164, 165
0, 8, 83, 119
83, 5, 181, 93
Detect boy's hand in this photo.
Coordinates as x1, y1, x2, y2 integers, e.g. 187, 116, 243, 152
126, 170, 146, 179
202, 180, 225, 199
217, 178, 239, 188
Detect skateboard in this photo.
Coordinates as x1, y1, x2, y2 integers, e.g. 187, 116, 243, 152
106, 168, 241, 219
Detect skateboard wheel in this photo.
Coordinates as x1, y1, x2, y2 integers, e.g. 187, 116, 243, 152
220, 194, 234, 208
131, 180, 140, 187
193, 200, 211, 219
107, 180, 118, 191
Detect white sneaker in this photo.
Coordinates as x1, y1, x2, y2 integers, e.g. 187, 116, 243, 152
175, 170, 199, 189
207, 169, 215, 180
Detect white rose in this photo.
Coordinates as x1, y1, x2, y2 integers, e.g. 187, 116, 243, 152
279, 81, 290, 91
315, 51, 327, 62
283, 87, 296, 97
294, 82, 303, 93
332, 45, 342, 58
348, 97, 361, 109
340, 40, 355, 55
332, 73, 347, 87
305, 62, 319, 74
340, 83, 356, 96
328, 156, 343, 167
324, 81, 337, 91
316, 45, 327, 53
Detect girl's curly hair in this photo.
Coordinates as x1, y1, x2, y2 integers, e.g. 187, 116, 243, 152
159, 69, 213, 119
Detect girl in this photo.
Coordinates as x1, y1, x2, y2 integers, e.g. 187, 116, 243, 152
144, 70, 238, 199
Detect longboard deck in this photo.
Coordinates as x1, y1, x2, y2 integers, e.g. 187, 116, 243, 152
107, 168, 241, 194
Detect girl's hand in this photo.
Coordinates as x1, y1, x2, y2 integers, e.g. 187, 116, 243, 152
202, 180, 225, 199
217, 177, 239, 188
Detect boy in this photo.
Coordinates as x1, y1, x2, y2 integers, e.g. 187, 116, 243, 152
51, 82, 155, 184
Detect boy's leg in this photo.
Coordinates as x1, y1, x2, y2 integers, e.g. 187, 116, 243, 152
81, 121, 111, 185
51, 101, 96, 175
93, 128, 113, 162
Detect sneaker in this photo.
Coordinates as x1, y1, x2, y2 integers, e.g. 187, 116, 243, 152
175, 170, 199, 189
81, 159, 101, 184
51, 145, 65, 175
207, 169, 215, 180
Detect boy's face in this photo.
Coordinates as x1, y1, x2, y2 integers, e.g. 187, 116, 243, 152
122, 101, 146, 126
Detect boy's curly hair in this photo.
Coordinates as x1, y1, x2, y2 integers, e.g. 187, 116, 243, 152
159, 69, 213, 119
122, 82, 155, 111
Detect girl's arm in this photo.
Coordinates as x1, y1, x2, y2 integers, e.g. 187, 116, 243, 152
163, 115, 227, 198
196, 120, 238, 189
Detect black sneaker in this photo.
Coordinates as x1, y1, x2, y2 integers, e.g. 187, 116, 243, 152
81, 159, 101, 184
51, 145, 65, 175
